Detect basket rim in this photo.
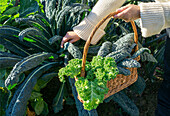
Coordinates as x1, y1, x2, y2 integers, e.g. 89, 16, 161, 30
80, 12, 139, 78
76, 11, 140, 102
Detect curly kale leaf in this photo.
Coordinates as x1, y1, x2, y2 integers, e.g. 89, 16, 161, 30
90, 56, 104, 69
91, 56, 118, 81
58, 56, 119, 110
103, 57, 119, 80
75, 78, 109, 111
58, 59, 82, 82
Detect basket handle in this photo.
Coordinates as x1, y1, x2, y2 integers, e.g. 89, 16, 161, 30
80, 12, 138, 77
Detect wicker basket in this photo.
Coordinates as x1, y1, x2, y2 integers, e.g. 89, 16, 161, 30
78, 12, 140, 101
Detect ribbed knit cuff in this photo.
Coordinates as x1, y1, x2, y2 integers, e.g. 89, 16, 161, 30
73, 17, 105, 45
139, 3, 165, 37
162, 2, 170, 28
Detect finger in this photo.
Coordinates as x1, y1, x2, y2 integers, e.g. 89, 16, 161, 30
60, 39, 65, 48
61, 36, 71, 48
114, 10, 125, 19
116, 4, 130, 13
69, 38, 79, 44
114, 5, 131, 18
115, 7, 131, 21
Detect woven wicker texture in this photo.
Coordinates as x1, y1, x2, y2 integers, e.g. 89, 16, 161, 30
79, 12, 140, 101
104, 56, 140, 99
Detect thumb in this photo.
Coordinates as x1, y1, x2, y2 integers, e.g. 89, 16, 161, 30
61, 36, 71, 48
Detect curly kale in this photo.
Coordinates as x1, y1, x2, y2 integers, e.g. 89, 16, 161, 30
58, 56, 119, 110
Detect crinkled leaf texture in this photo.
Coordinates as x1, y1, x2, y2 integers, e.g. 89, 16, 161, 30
75, 78, 109, 110
117, 58, 141, 68
58, 58, 83, 82
58, 56, 118, 110
131, 48, 151, 59
69, 78, 98, 116
64, 42, 82, 59
19, 0, 39, 17
5, 62, 58, 116
5, 52, 58, 88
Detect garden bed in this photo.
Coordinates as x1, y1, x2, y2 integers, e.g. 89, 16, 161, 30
40, 73, 162, 116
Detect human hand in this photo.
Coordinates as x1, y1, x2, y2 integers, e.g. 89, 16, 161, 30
114, 4, 140, 22
61, 31, 80, 48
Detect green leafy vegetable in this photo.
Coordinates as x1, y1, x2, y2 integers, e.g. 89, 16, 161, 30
117, 58, 141, 68
58, 56, 118, 110
131, 48, 151, 59
3, 6, 20, 15
48, 35, 62, 45
97, 41, 112, 57
104, 91, 139, 116
53, 82, 64, 113
34, 97, 44, 115
5, 52, 58, 88
45, 0, 57, 21
30, 92, 42, 100
0, 57, 21, 69
106, 50, 131, 63
7, 83, 17, 90
0, 69, 6, 87
117, 66, 131, 76
64, 42, 82, 59
19, 0, 39, 17
23, 37, 36, 43
0, 87, 11, 116
140, 52, 157, 63
5, 62, 58, 116
130, 76, 146, 95
0, 51, 23, 59
0, 0, 10, 13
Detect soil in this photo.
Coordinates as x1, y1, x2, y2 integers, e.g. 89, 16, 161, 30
132, 79, 162, 116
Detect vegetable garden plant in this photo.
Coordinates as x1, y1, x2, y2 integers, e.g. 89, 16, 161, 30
0, 0, 163, 116
58, 56, 119, 110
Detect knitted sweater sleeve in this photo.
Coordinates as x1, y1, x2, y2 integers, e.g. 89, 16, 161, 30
73, 0, 126, 45
139, 2, 170, 37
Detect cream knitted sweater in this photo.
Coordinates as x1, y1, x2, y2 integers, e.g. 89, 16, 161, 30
73, 0, 170, 45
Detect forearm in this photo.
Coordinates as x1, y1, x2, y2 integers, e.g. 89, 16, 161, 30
87, 0, 126, 27
73, 0, 126, 45
139, 2, 170, 37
